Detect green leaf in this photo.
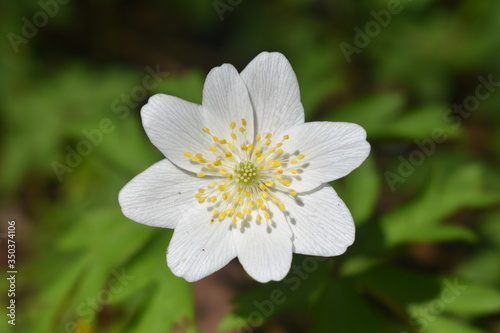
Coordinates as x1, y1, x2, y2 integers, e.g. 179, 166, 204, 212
335, 154, 380, 224
382, 163, 498, 246
310, 278, 385, 333
322, 93, 405, 139
445, 283, 500, 316
421, 316, 488, 333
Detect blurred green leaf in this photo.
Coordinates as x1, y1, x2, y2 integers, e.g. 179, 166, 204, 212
382, 163, 499, 246
335, 154, 380, 225
310, 278, 385, 333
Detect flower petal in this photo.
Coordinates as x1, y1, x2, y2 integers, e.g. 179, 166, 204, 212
118, 159, 208, 228
233, 205, 293, 283
279, 184, 355, 256
202, 64, 254, 141
141, 94, 216, 173
240, 52, 304, 136
281, 121, 370, 192
167, 208, 237, 282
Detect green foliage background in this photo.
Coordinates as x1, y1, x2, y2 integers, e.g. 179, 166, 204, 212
1, 0, 500, 332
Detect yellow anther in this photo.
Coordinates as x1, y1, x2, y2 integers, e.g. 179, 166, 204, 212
236, 212, 243, 218
248, 201, 255, 208
275, 174, 283, 180
219, 168, 227, 174
283, 135, 289, 140
276, 143, 283, 147
213, 210, 220, 216
219, 139, 227, 144
210, 196, 217, 203
183, 152, 192, 158
209, 146, 217, 152
227, 174, 233, 180
265, 133, 272, 139
297, 154, 305, 160
290, 169, 298, 174
227, 142, 234, 149
247, 144, 253, 151
277, 168, 283, 174
242, 118, 247, 126
239, 127, 246, 133
236, 196, 243, 205
257, 198, 264, 207
276, 149, 283, 155
241, 144, 248, 151
256, 215, 262, 222
265, 139, 272, 146
230, 122, 236, 129
207, 163, 216, 169
198, 188, 206, 193
219, 212, 227, 220
222, 192, 230, 200
291, 160, 298, 164
232, 218, 237, 224
195, 153, 203, 159
194, 193, 203, 199
257, 165, 265, 171
264, 212, 271, 219
198, 197, 206, 203
289, 190, 298, 196
279, 203, 286, 210
272, 160, 282, 168
208, 182, 216, 188
236, 186, 242, 192
212, 136, 220, 143
210, 218, 215, 224
228, 207, 235, 215
282, 179, 291, 187
197, 172, 206, 177
269, 147, 276, 153
243, 191, 251, 197
202, 127, 210, 133
191, 157, 200, 163
259, 183, 267, 190
225, 152, 232, 158
256, 134, 262, 142
265, 181, 274, 187
218, 184, 227, 191
260, 192, 269, 199
214, 159, 222, 166
231, 133, 237, 140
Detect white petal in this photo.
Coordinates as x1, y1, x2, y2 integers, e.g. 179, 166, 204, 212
233, 205, 293, 283
118, 159, 207, 228
202, 64, 254, 141
240, 52, 304, 136
281, 121, 370, 192
141, 94, 216, 173
280, 184, 355, 256
167, 208, 237, 282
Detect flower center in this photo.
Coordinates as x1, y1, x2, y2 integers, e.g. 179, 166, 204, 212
234, 161, 258, 184
183, 119, 305, 225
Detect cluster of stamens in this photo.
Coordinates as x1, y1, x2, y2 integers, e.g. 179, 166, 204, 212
183, 119, 306, 225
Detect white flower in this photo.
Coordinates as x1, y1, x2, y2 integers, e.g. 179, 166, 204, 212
118, 52, 370, 283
